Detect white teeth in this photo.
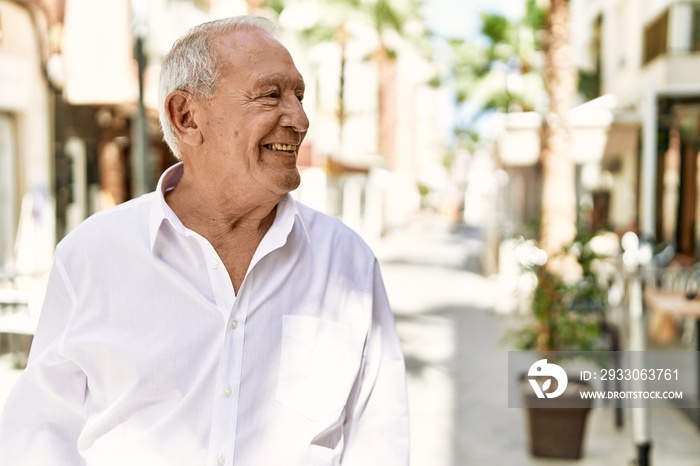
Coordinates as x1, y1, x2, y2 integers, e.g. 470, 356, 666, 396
268, 143, 295, 151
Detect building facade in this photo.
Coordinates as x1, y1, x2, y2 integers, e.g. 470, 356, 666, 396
494, 0, 700, 262
0, 1, 54, 276
572, 0, 700, 259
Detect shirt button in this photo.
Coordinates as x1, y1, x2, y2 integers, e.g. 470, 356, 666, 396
217, 455, 226, 465
223, 385, 232, 397
230, 320, 239, 330
210, 260, 219, 269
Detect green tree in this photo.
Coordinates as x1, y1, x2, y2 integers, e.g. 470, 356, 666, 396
446, 0, 546, 118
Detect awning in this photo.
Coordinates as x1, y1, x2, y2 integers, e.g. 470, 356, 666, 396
496, 95, 641, 166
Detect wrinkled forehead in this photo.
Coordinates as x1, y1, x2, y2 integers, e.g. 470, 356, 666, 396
221, 27, 275, 46
214, 29, 305, 84
214, 29, 291, 66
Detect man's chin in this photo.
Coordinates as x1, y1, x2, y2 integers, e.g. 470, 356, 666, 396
271, 170, 301, 196
284, 172, 302, 193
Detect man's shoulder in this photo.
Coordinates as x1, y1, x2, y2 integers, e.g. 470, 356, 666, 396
293, 201, 375, 258
57, 193, 155, 253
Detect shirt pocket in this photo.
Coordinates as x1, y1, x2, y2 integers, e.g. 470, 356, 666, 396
276, 315, 353, 421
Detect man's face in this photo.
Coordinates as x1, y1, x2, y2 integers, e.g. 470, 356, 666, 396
190, 29, 309, 199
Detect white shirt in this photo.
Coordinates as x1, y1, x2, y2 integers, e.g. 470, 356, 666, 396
0, 163, 409, 466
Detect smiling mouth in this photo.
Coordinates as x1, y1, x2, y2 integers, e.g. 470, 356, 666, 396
264, 143, 297, 153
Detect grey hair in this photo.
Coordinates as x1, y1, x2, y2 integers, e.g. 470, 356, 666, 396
158, 16, 276, 159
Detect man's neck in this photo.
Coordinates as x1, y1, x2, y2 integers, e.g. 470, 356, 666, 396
164, 165, 283, 293
164, 167, 281, 242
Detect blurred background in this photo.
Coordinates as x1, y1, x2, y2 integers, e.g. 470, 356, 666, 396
2, 0, 700, 464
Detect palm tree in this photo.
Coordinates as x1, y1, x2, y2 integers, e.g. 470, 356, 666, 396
365, 0, 425, 167
539, 0, 577, 263
446, 1, 546, 118
446, 0, 577, 260
300, 3, 355, 149
301, 0, 427, 168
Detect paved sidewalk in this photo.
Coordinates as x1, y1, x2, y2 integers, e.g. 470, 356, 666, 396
376, 212, 700, 466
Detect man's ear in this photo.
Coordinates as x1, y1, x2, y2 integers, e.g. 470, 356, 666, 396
165, 91, 203, 147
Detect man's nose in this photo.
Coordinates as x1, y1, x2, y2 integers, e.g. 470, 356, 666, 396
281, 95, 309, 134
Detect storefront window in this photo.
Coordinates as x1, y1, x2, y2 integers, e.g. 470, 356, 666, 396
692, 4, 700, 52
643, 9, 668, 64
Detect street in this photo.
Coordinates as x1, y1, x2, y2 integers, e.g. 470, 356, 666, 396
377, 212, 700, 466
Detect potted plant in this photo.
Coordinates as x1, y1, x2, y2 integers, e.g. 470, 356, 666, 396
507, 232, 613, 459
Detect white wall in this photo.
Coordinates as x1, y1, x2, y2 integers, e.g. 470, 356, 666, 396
0, 1, 54, 271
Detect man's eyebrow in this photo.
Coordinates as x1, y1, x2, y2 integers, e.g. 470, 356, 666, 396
253, 74, 305, 90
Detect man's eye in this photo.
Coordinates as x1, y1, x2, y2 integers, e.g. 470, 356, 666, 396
260, 91, 280, 100
296, 94, 304, 102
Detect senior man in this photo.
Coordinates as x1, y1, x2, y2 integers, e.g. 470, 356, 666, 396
0, 16, 409, 466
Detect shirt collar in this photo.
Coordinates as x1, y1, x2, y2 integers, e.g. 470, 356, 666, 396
148, 162, 310, 252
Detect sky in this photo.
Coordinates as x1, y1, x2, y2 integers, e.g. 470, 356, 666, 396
422, 0, 524, 40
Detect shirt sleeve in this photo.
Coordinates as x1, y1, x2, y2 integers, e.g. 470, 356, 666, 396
341, 259, 410, 465
0, 251, 87, 465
